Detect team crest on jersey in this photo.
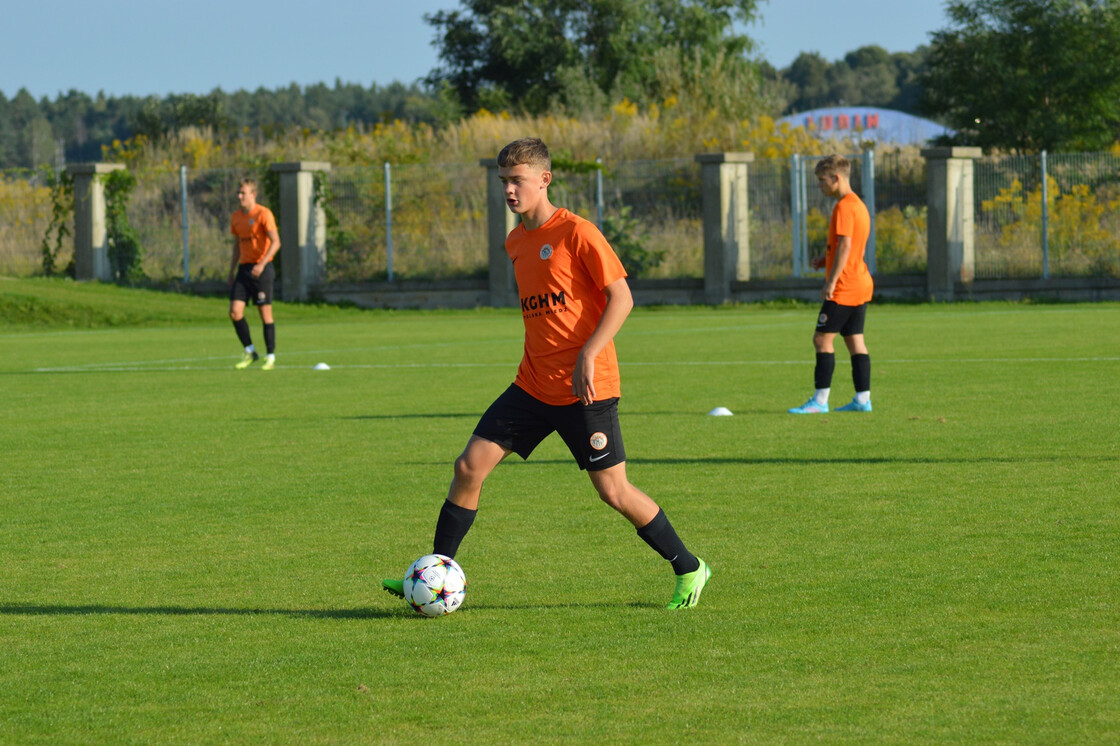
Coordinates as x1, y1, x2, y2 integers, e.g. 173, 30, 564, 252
249, 219, 255, 226
539, 244, 553, 260
589, 432, 608, 450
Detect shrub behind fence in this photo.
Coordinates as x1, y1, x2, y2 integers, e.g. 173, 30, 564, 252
975, 152, 1120, 279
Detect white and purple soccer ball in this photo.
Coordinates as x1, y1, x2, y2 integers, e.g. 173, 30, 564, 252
403, 554, 466, 617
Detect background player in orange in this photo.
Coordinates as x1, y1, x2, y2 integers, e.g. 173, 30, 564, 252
228, 178, 280, 370
789, 154, 874, 413
383, 137, 710, 609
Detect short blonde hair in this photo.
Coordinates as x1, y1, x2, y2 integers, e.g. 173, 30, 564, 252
238, 178, 258, 193
498, 137, 551, 171
815, 154, 851, 179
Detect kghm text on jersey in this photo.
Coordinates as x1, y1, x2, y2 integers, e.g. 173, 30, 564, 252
521, 291, 566, 313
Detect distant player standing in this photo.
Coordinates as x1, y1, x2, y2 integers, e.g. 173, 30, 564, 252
789, 154, 874, 413
383, 137, 711, 609
228, 178, 280, 370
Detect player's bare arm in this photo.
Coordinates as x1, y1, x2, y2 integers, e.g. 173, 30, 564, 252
823, 235, 852, 300
228, 237, 240, 285
252, 229, 281, 277
573, 277, 634, 405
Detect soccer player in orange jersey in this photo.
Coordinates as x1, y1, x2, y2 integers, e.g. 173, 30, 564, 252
228, 178, 280, 370
383, 138, 710, 609
789, 154, 874, 413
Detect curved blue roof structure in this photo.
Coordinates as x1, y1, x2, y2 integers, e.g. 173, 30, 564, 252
778, 106, 954, 146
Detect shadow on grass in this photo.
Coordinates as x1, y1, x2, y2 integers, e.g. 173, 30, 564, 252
464, 600, 662, 611
630, 454, 1119, 465
0, 603, 395, 619
338, 413, 479, 420
404, 454, 1117, 466
0, 600, 664, 616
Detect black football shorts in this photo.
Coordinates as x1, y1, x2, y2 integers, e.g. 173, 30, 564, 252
474, 384, 626, 471
230, 263, 274, 306
815, 300, 867, 335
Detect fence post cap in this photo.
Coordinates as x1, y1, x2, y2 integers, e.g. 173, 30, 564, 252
694, 152, 755, 164
920, 147, 983, 160
270, 161, 332, 173
67, 163, 126, 175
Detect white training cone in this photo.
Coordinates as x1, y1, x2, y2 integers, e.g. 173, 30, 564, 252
708, 406, 733, 416
313, 362, 331, 370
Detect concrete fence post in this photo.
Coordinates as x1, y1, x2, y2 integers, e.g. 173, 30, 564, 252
70, 163, 126, 282
695, 152, 754, 304
270, 161, 331, 301
480, 158, 518, 307
921, 146, 982, 301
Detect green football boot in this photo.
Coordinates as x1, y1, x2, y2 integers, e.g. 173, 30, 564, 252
235, 351, 259, 369
381, 578, 405, 599
666, 558, 711, 610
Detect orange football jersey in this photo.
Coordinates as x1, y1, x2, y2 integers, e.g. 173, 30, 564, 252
505, 208, 628, 405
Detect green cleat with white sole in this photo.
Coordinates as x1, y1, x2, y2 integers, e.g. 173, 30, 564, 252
235, 351, 259, 369
666, 558, 711, 609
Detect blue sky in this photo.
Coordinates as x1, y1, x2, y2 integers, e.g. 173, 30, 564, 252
1, 0, 949, 100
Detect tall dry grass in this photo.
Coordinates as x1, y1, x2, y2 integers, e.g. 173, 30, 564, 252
0, 173, 65, 277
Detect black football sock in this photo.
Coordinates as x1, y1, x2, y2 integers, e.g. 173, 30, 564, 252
637, 508, 699, 575
814, 352, 836, 390
232, 318, 253, 348
852, 353, 871, 393
263, 323, 276, 355
433, 499, 477, 558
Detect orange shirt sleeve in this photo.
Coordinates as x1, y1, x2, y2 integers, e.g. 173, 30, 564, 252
834, 198, 857, 239
260, 207, 277, 234
575, 221, 627, 289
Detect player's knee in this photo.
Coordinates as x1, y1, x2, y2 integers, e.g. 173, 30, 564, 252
593, 479, 627, 511
453, 453, 485, 487
229, 309, 242, 321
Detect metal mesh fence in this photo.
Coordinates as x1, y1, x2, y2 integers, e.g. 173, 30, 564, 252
125, 167, 245, 283
974, 152, 1120, 278
784, 152, 928, 278
327, 163, 488, 281
599, 158, 702, 279
324, 159, 704, 282
5, 152, 1118, 285
874, 150, 927, 274
749, 158, 792, 280
974, 155, 1043, 278
1042, 152, 1120, 277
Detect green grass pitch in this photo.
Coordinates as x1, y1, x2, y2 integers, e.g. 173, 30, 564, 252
1, 278, 1118, 743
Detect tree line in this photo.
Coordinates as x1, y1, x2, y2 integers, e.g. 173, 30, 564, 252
0, 45, 934, 172
0, 81, 442, 170
1, 0, 1116, 171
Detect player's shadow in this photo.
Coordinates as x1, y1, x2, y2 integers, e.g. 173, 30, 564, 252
0, 602, 661, 618
464, 600, 661, 611
630, 454, 1119, 465
339, 413, 479, 421
442, 453, 1115, 466
234, 413, 480, 423
0, 603, 395, 620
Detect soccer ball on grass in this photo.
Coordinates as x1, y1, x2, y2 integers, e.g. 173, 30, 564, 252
403, 554, 466, 617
